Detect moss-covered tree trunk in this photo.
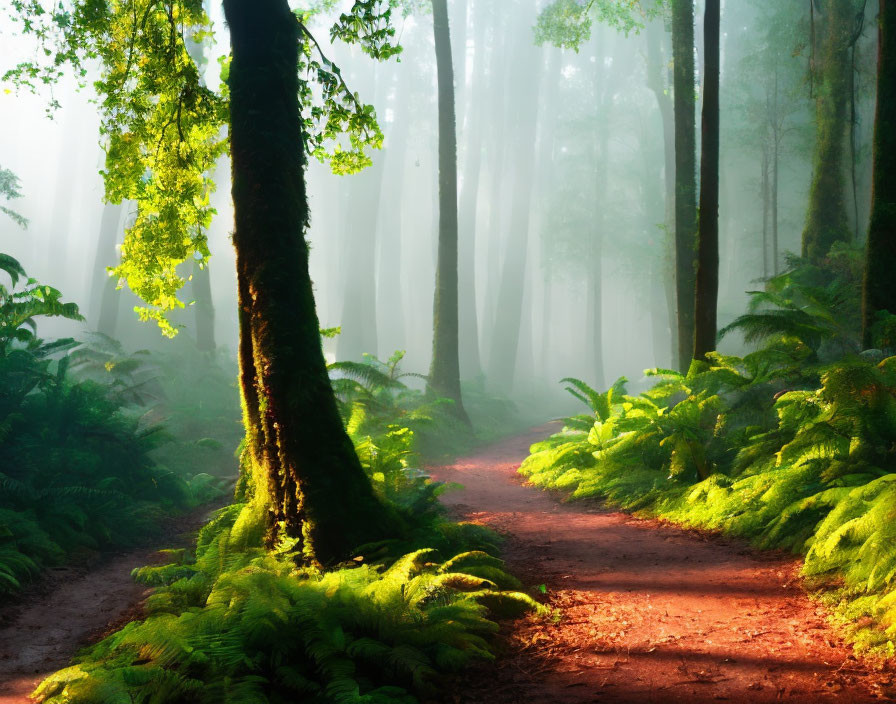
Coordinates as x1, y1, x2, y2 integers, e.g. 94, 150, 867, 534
672, 0, 698, 371
861, 0, 896, 347
224, 0, 399, 566
802, 0, 854, 263
429, 0, 468, 421
694, 0, 721, 362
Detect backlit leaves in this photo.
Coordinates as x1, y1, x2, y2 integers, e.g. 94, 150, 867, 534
534, 0, 664, 50
5, 0, 402, 335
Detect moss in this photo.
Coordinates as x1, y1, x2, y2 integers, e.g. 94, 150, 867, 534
671, 0, 698, 370
225, 0, 402, 566
861, 0, 896, 347
802, 0, 855, 264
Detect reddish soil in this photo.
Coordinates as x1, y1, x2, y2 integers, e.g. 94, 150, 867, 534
0, 507, 217, 703
430, 426, 894, 704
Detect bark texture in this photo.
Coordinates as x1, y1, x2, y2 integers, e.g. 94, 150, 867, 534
802, 0, 854, 263
694, 0, 721, 362
861, 0, 896, 347
224, 0, 398, 565
428, 0, 468, 420
672, 0, 698, 371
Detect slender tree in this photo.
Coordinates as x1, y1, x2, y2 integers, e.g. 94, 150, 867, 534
646, 17, 678, 368
671, 0, 698, 370
429, 0, 469, 420
861, 0, 896, 347
191, 260, 216, 352
693, 0, 721, 362
487, 0, 543, 392
89, 202, 124, 338
376, 75, 412, 354
456, 0, 490, 380
802, 0, 856, 263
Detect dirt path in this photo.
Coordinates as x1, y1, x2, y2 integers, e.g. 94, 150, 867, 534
430, 427, 893, 704
0, 508, 216, 703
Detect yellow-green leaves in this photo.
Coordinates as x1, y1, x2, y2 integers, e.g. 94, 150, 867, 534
7, 0, 402, 335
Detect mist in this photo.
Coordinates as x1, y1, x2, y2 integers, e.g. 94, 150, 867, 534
4, 0, 876, 409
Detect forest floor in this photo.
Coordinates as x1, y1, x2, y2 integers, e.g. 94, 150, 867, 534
0, 506, 219, 704
429, 425, 895, 704
2, 430, 894, 703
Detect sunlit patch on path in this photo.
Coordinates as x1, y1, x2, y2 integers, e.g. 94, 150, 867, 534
429, 427, 891, 703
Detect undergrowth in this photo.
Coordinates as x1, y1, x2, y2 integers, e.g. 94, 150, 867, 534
31, 341, 539, 702
0, 255, 231, 598
521, 256, 896, 657
35, 500, 538, 703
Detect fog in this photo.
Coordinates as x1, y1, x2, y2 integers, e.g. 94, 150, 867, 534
0, 0, 879, 405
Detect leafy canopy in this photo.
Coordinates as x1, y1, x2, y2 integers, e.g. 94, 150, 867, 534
534, 0, 664, 49
4, 0, 403, 336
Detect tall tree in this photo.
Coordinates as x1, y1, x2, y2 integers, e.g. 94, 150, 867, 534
487, 0, 543, 393
191, 259, 216, 352
861, 0, 896, 347
89, 202, 125, 338
802, 0, 857, 263
225, 0, 402, 564
429, 0, 469, 420
645, 17, 678, 368
376, 74, 412, 355
671, 0, 698, 370
9, 0, 406, 565
693, 0, 721, 362
456, 0, 490, 380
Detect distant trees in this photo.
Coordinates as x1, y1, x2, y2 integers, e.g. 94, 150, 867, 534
693, 0, 721, 362
861, 0, 896, 347
487, 0, 542, 393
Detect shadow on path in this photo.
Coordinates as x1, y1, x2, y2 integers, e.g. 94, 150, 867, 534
429, 426, 891, 704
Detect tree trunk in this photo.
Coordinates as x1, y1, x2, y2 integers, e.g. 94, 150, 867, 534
771, 65, 781, 276
694, 0, 721, 362
761, 146, 770, 279
376, 80, 410, 355
646, 18, 678, 369
672, 0, 698, 371
224, 0, 399, 566
191, 260, 216, 352
429, 0, 468, 420
861, 0, 896, 348
589, 33, 611, 389
802, 0, 854, 263
480, 16, 508, 369
337, 150, 384, 362
89, 202, 125, 337
457, 1, 489, 380
486, 3, 542, 393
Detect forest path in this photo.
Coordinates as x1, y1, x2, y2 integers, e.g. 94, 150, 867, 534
0, 507, 217, 703
429, 426, 891, 704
